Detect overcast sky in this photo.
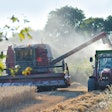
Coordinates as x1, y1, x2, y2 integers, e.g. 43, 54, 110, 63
0, 0, 112, 30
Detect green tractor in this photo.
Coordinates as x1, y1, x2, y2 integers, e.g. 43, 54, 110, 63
88, 50, 112, 91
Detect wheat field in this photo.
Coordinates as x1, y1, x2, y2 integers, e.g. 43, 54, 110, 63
0, 86, 36, 111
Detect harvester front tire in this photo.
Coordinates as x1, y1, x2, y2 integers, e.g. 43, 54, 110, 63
88, 77, 96, 92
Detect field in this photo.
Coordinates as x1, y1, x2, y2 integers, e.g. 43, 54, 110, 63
0, 83, 112, 112
0, 86, 36, 112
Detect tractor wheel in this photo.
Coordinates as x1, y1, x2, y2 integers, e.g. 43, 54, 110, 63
88, 77, 96, 92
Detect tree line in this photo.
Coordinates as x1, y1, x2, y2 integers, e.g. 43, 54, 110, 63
44, 6, 112, 40
1, 6, 112, 42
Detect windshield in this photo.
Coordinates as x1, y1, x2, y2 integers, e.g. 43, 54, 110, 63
99, 57, 112, 71
15, 48, 33, 61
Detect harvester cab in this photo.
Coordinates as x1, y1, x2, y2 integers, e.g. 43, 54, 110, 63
6, 44, 53, 74
0, 32, 110, 92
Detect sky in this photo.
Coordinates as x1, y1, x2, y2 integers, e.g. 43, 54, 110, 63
0, 0, 112, 30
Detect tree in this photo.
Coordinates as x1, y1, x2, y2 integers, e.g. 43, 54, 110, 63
104, 15, 112, 32
78, 17, 104, 36
0, 15, 32, 41
45, 6, 85, 40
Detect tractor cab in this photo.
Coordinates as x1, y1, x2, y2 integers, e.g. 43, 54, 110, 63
98, 57, 112, 71
88, 50, 112, 91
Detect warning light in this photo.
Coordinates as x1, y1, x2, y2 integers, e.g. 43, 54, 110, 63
37, 57, 42, 62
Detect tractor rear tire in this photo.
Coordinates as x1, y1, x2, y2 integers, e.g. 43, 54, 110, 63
88, 77, 96, 92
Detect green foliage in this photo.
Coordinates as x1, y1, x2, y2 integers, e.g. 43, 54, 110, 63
22, 67, 32, 76
104, 15, 112, 32
45, 6, 85, 39
9, 65, 20, 77
0, 62, 5, 76
79, 17, 104, 35
10, 15, 19, 23
0, 32, 3, 41
0, 51, 6, 76
19, 27, 32, 41
19, 31, 25, 40
0, 15, 32, 75
0, 15, 32, 41
8, 66, 32, 76
45, 6, 112, 41
9, 68, 16, 77
0, 51, 6, 59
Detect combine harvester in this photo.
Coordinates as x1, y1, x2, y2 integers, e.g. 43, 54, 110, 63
0, 32, 109, 91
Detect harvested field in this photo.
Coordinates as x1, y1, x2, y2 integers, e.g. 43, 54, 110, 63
16, 82, 88, 112
0, 86, 36, 112
44, 92, 106, 112
0, 83, 112, 112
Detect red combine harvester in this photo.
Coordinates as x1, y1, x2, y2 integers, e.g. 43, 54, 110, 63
0, 32, 108, 91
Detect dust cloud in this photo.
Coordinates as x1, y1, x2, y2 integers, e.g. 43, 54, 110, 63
0, 29, 111, 86
43, 31, 111, 86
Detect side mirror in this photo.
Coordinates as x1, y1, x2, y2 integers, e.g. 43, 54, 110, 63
90, 57, 93, 62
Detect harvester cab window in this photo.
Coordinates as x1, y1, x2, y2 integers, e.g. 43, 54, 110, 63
15, 48, 33, 61
36, 47, 49, 65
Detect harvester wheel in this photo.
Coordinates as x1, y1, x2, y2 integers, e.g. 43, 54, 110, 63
88, 77, 96, 92
37, 87, 43, 92
51, 87, 57, 91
